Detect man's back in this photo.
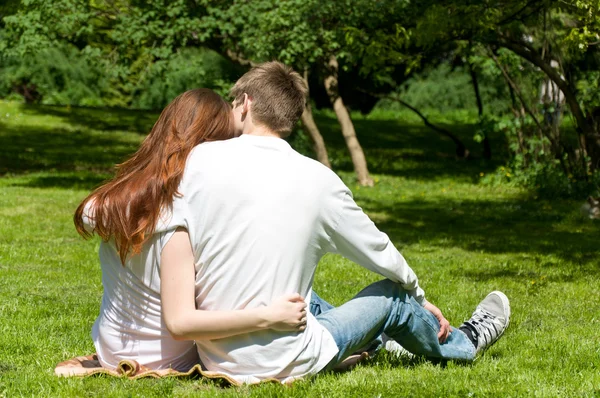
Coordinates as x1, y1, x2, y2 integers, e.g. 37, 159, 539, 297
173, 135, 341, 383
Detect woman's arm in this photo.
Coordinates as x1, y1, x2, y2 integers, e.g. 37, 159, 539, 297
160, 228, 307, 341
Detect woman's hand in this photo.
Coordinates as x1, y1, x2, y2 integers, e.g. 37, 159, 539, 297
264, 293, 308, 332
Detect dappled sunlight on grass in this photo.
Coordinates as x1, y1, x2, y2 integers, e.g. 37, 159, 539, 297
1, 101, 600, 396
0, 101, 147, 189
314, 110, 508, 182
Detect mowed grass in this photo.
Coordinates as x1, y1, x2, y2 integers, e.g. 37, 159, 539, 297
1, 100, 599, 397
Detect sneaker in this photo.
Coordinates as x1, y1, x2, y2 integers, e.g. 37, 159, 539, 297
381, 334, 414, 358
384, 338, 415, 359
459, 291, 510, 354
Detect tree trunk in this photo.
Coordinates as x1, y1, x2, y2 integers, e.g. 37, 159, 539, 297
507, 83, 527, 164
301, 70, 331, 168
468, 61, 492, 160
301, 107, 331, 168
323, 56, 374, 186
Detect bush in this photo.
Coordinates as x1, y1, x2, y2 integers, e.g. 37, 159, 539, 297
0, 44, 243, 109
481, 162, 600, 199
0, 45, 120, 107
374, 63, 511, 115
478, 112, 600, 199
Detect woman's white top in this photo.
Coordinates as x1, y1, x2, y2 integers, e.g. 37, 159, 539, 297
90, 134, 426, 384
91, 233, 199, 371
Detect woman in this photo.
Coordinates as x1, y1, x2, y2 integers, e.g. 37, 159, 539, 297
74, 89, 307, 371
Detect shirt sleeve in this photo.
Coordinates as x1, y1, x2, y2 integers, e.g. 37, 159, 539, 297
81, 199, 97, 234
327, 190, 427, 306
155, 195, 191, 234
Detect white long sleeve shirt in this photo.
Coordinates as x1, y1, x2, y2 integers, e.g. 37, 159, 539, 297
162, 134, 426, 383
91, 134, 426, 384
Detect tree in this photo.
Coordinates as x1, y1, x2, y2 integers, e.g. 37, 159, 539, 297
336, 0, 600, 179
209, 0, 376, 184
300, 70, 331, 168
0, 0, 20, 27
411, 0, 600, 175
467, 44, 492, 160
6, 0, 600, 189
344, 16, 474, 159
324, 55, 371, 183
2, 0, 336, 169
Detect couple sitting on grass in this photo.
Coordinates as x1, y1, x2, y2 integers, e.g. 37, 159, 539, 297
74, 61, 510, 384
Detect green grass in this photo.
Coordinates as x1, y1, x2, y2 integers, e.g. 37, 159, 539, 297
1, 100, 599, 397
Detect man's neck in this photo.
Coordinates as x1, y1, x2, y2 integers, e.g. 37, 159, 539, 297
243, 124, 281, 138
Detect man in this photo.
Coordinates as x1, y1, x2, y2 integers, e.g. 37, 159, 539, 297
166, 61, 510, 384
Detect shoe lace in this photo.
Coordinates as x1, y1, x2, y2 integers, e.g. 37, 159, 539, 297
463, 308, 499, 346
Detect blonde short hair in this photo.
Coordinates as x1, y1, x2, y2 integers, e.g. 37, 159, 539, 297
230, 62, 308, 137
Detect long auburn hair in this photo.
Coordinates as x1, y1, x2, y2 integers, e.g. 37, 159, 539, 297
74, 88, 234, 264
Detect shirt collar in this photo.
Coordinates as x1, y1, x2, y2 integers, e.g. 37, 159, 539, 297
237, 134, 292, 151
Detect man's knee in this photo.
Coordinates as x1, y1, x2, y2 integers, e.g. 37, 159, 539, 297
355, 279, 411, 308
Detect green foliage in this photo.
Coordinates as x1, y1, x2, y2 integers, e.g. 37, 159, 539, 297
576, 69, 600, 109
286, 127, 315, 159
0, 42, 239, 109
477, 111, 600, 198
2, 0, 600, 197
0, 44, 121, 107
561, 0, 600, 54
0, 0, 21, 27
375, 63, 510, 114
0, 0, 230, 107
1, 0, 99, 56
412, 0, 600, 58
130, 48, 240, 110
214, 0, 377, 66
481, 161, 600, 199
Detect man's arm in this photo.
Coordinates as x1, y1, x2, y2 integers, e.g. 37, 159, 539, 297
161, 228, 307, 341
326, 190, 452, 342
327, 191, 427, 306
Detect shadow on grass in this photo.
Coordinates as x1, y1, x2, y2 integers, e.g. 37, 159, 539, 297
2, 103, 508, 189
15, 174, 109, 190
0, 122, 136, 171
0, 111, 141, 189
0, 102, 161, 188
314, 114, 509, 181
357, 195, 600, 270
22, 103, 158, 134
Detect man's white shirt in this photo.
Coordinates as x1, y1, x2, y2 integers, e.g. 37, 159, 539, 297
163, 135, 425, 383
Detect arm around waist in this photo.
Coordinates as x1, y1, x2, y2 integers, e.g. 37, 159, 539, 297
161, 228, 308, 340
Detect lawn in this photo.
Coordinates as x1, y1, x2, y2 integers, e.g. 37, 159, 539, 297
0, 100, 599, 397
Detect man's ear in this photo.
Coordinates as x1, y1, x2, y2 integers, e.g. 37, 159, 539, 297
242, 93, 251, 115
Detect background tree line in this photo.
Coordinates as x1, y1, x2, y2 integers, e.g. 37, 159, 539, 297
1, 0, 599, 197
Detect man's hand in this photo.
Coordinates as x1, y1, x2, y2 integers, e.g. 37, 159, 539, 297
423, 302, 451, 343
264, 293, 307, 332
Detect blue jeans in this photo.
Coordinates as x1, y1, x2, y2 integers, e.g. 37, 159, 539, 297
310, 279, 476, 369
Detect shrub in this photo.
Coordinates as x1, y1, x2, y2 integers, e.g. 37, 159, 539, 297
0, 44, 242, 110
0, 45, 119, 106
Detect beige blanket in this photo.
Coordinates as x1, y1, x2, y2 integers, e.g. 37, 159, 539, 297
54, 352, 369, 385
